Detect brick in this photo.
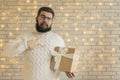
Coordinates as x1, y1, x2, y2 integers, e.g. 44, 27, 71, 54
89, 72, 102, 75
107, 68, 120, 71
97, 76, 111, 79
0, 0, 120, 80
0, 76, 11, 79
103, 72, 116, 75
83, 76, 97, 79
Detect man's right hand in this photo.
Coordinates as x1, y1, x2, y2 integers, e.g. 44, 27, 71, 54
27, 39, 39, 50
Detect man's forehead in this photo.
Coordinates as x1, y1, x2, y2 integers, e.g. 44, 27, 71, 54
40, 11, 53, 17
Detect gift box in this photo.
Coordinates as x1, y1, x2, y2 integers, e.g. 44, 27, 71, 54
50, 46, 79, 72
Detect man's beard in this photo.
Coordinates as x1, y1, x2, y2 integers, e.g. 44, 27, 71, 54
35, 21, 51, 33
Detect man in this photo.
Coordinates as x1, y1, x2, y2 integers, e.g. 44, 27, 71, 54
2, 7, 75, 80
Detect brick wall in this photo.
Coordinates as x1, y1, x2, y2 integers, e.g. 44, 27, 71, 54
0, 0, 120, 80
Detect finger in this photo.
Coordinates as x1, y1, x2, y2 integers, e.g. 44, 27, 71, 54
39, 41, 45, 46
36, 42, 39, 46
68, 72, 76, 78
34, 39, 40, 46
35, 38, 39, 42
66, 72, 70, 78
71, 72, 75, 77
69, 72, 74, 78
36, 36, 39, 40
66, 72, 73, 78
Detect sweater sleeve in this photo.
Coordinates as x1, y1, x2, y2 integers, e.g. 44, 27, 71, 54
2, 34, 28, 58
50, 33, 66, 56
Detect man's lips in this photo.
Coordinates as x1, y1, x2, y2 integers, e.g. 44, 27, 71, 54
41, 23, 48, 28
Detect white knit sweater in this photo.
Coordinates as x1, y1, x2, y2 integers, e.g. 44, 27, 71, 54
3, 31, 65, 80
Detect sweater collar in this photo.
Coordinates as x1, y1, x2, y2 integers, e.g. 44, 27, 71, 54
32, 31, 51, 35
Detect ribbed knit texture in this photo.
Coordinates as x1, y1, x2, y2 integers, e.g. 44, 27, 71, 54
3, 31, 65, 80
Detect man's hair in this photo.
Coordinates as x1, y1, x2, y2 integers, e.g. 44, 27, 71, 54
37, 7, 55, 18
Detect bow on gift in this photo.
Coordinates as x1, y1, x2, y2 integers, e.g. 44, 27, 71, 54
53, 47, 79, 70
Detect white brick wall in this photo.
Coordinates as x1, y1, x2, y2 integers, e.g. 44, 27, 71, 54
0, 0, 120, 80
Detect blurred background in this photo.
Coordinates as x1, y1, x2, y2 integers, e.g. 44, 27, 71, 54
0, 0, 120, 80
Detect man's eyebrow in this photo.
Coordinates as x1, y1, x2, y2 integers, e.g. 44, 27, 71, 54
40, 14, 52, 19
40, 14, 50, 17
40, 14, 45, 16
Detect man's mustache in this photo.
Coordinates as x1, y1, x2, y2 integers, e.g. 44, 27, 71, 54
41, 22, 48, 27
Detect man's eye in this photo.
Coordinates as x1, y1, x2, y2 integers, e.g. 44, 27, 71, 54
40, 15, 52, 21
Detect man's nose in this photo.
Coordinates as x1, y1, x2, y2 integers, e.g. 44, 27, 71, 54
44, 18, 48, 22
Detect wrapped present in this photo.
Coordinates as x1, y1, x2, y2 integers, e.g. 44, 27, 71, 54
50, 46, 79, 72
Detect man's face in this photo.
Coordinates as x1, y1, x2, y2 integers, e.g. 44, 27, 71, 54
36, 11, 53, 32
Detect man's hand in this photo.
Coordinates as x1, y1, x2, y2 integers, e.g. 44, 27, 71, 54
65, 72, 76, 78
27, 39, 39, 49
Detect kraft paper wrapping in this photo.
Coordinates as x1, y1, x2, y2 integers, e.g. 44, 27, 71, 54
50, 47, 79, 72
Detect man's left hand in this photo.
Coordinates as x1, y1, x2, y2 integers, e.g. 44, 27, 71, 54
65, 72, 76, 78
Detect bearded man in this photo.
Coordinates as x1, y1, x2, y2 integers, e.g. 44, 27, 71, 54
2, 7, 75, 80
